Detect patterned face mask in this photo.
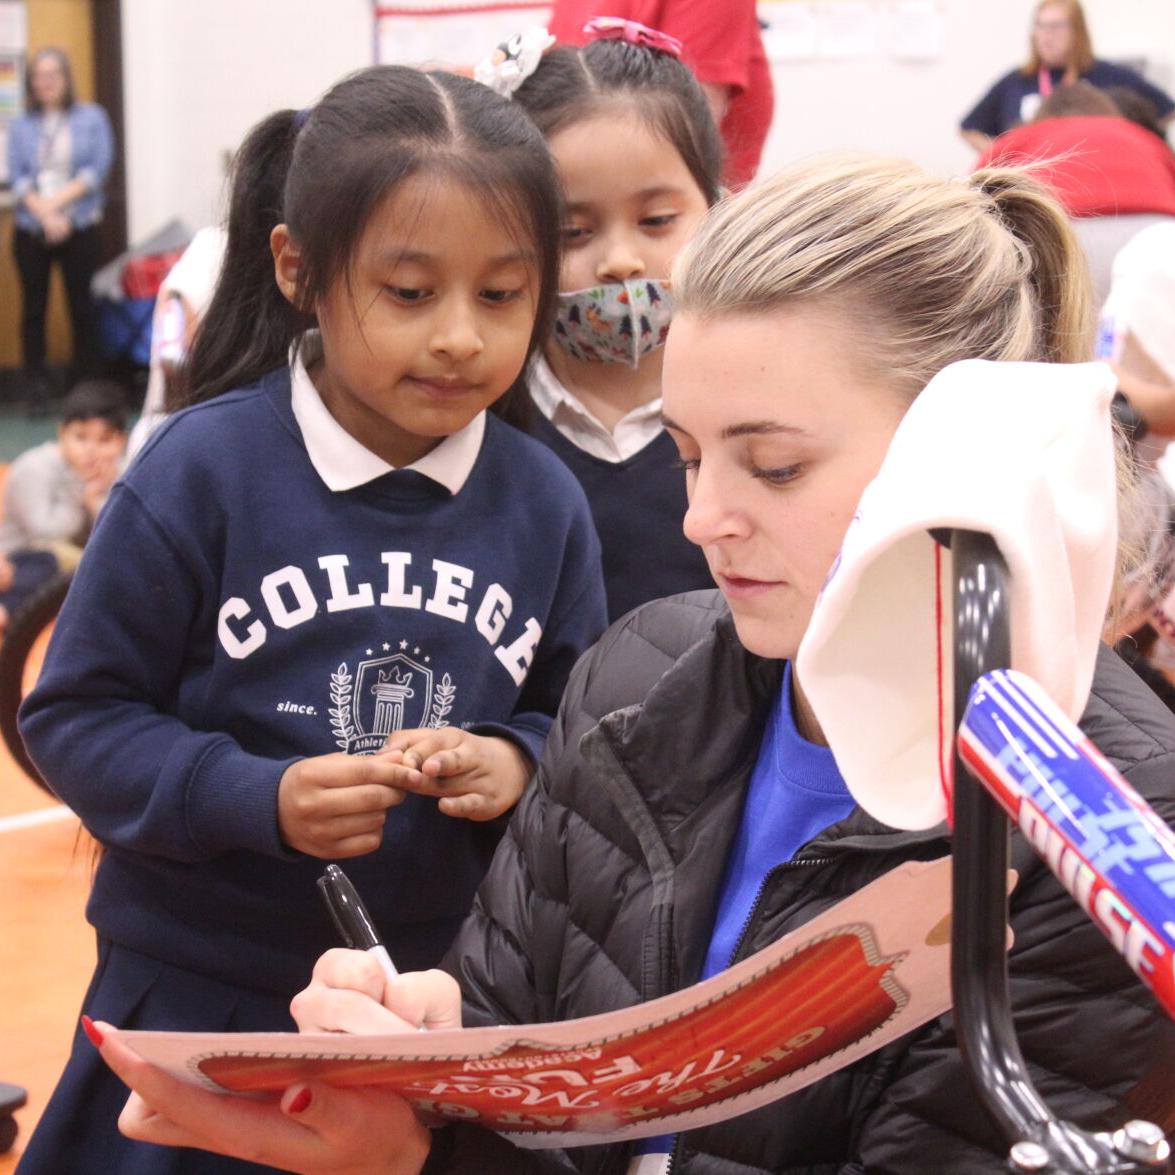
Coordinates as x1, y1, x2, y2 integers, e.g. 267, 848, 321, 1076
551, 279, 674, 368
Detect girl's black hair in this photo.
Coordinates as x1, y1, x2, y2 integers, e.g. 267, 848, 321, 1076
182, 66, 563, 427
512, 39, 724, 206
26, 48, 75, 112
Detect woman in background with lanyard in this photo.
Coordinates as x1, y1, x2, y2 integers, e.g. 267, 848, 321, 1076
959, 0, 1174, 156
8, 47, 114, 407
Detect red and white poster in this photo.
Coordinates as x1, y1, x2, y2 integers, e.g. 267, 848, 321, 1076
113, 858, 958, 1147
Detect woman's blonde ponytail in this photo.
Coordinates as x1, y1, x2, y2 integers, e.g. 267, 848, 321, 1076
969, 167, 1095, 364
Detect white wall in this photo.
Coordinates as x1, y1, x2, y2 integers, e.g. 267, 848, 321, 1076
121, 0, 372, 240
119, 1, 1175, 243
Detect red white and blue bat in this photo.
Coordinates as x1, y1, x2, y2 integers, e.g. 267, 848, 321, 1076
957, 668, 1175, 1022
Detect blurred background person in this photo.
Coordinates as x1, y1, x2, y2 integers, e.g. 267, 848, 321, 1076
975, 83, 1175, 219
0, 379, 126, 634
977, 83, 1175, 304
7, 48, 115, 409
1105, 83, 1171, 142
959, 0, 1173, 155
1099, 221, 1175, 440
125, 225, 226, 460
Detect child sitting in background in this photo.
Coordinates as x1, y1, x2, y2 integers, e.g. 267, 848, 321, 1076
0, 378, 127, 631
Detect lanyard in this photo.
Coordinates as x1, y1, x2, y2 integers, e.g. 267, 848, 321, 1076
1037, 67, 1054, 97
37, 112, 67, 168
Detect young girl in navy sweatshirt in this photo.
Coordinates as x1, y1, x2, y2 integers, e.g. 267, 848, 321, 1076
17, 65, 605, 1174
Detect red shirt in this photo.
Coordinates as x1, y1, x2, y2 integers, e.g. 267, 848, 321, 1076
548, 0, 774, 187
976, 116, 1175, 218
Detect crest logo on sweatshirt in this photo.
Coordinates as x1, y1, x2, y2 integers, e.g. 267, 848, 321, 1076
329, 640, 456, 754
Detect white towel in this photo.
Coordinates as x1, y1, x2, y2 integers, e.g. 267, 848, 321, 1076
795, 359, 1118, 830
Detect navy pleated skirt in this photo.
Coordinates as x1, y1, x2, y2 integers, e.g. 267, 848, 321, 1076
17, 938, 298, 1174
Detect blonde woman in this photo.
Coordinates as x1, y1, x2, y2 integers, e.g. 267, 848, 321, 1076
960, 0, 1174, 154
92, 157, 1175, 1174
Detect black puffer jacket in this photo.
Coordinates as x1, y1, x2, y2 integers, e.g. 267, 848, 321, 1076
430, 591, 1175, 1174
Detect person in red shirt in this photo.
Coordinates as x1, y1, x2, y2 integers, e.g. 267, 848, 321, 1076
548, 0, 773, 187
975, 83, 1175, 219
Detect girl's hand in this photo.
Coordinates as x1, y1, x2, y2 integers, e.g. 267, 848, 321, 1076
92, 1023, 431, 1175
380, 729, 531, 821
290, 948, 463, 1034
277, 754, 409, 858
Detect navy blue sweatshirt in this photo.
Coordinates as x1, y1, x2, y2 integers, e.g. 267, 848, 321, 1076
529, 413, 713, 621
20, 367, 606, 996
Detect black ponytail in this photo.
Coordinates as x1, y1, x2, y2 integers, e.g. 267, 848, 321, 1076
178, 110, 306, 409
514, 40, 724, 206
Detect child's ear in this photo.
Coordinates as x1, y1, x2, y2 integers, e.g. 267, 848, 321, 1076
271, 224, 303, 308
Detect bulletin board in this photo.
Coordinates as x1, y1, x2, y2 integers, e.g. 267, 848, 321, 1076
372, 1, 948, 74
757, 0, 945, 65
374, 1, 552, 72
0, 0, 26, 187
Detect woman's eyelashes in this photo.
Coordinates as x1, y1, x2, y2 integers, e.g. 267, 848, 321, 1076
670, 455, 803, 487
751, 463, 803, 486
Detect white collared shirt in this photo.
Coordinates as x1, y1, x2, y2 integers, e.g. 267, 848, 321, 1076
529, 354, 663, 464
289, 332, 485, 494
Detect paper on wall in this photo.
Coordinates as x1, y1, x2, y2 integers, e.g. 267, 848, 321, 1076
758, 2, 819, 63
886, 0, 945, 62
817, 1, 881, 58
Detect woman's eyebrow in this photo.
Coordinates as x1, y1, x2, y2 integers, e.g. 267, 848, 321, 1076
720, 421, 809, 439
661, 414, 808, 439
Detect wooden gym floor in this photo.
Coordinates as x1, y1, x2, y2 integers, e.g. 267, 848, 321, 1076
0, 452, 95, 1171
0, 733, 95, 1172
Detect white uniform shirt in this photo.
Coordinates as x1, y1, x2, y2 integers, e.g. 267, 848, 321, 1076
528, 354, 663, 464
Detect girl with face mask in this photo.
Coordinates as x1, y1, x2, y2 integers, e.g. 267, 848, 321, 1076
484, 21, 723, 621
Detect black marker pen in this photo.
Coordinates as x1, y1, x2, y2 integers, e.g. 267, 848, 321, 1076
317, 863, 399, 982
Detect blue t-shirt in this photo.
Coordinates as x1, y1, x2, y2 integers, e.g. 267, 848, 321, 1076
701, 662, 856, 979
635, 663, 856, 1162
961, 60, 1175, 137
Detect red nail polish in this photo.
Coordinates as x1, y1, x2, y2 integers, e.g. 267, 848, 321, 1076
287, 1087, 312, 1114
81, 1015, 104, 1047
